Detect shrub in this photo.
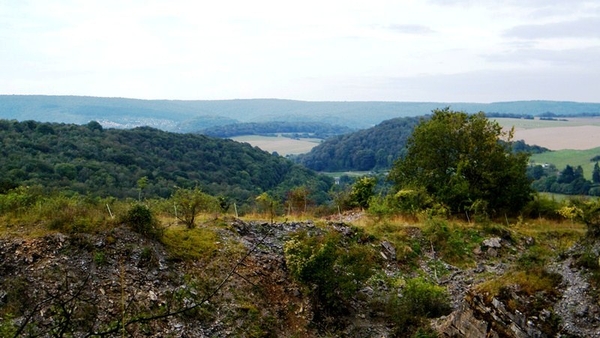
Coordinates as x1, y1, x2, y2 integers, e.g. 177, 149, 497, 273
423, 219, 480, 267
386, 277, 451, 336
172, 187, 216, 229
122, 204, 162, 239
284, 230, 376, 319
521, 194, 561, 220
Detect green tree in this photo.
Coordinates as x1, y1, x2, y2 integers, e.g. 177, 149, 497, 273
389, 108, 531, 215
284, 230, 375, 318
287, 186, 311, 214
172, 187, 215, 229
137, 176, 148, 201
350, 176, 377, 209
593, 162, 600, 184
255, 192, 278, 223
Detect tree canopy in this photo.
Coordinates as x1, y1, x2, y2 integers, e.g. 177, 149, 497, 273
389, 108, 532, 216
0, 119, 333, 205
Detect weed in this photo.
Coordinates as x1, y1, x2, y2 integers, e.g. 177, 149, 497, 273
94, 251, 107, 266
423, 218, 480, 267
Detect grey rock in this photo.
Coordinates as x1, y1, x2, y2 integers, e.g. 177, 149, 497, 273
482, 237, 502, 248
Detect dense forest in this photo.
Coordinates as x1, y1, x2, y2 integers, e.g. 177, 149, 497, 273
295, 115, 549, 172
0, 119, 333, 204
294, 116, 422, 171
199, 121, 352, 138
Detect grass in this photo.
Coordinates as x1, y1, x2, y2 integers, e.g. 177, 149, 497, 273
160, 225, 221, 261
474, 268, 562, 303
531, 147, 600, 180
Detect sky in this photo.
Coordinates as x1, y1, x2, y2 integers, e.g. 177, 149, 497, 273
1, 0, 599, 102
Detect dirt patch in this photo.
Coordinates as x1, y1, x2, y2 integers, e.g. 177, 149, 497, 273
514, 125, 600, 150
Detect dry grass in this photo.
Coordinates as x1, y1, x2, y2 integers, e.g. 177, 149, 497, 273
231, 135, 321, 155
494, 117, 600, 150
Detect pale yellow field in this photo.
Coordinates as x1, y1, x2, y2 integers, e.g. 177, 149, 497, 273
233, 117, 600, 155
231, 135, 322, 155
495, 117, 600, 150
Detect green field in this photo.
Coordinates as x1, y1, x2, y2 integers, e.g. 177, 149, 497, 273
531, 147, 600, 180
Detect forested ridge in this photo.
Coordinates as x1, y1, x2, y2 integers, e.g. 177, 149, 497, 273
0, 119, 332, 203
295, 115, 549, 172
295, 116, 422, 171
199, 121, 352, 138
3, 95, 600, 132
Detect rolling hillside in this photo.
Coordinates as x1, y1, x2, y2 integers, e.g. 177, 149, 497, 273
0, 119, 333, 203
2, 95, 600, 131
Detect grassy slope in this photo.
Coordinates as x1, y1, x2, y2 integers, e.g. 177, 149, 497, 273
531, 147, 600, 180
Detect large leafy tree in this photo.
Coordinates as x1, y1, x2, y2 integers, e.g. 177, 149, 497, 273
389, 108, 532, 216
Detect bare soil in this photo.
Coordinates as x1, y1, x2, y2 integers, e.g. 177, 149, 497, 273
513, 125, 600, 150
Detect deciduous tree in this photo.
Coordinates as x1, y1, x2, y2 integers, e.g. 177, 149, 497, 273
389, 108, 531, 216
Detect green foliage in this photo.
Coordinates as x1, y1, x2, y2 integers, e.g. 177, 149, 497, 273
0, 185, 42, 216
284, 229, 376, 318
0, 315, 17, 337
161, 227, 220, 261
350, 176, 377, 209
391, 186, 435, 216
389, 108, 532, 216
593, 162, 600, 184
531, 147, 600, 181
568, 198, 600, 238
201, 121, 352, 138
383, 277, 451, 336
297, 116, 421, 171
0, 119, 333, 206
173, 187, 216, 229
423, 219, 481, 267
255, 192, 279, 221
122, 204, 162, 239
521, 194, 562, 220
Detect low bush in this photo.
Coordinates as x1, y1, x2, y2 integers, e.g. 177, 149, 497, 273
423, 219, 481, 267
385, 277, 451, 336
122, 204, 162, 239
284, 229, 377, 320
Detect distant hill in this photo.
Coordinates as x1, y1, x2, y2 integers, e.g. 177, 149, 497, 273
295, 117, 422, 171
2, 95, 600, 131
199, 121, 353, 138
295, 116, 550, 172
0, 119, 332, 203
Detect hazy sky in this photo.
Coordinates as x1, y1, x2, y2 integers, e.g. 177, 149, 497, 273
1, 0, 599, 102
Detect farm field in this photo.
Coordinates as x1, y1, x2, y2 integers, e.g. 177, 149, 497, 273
494, 117, 600, 150
231, 135, 322, 155
530, 147, 600, 180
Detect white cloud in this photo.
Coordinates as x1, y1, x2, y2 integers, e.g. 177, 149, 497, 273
0, 0, 598, 102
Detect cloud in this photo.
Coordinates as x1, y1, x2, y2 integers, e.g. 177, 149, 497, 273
387, 24, 436, 35
504, 17, 600, 39
378, 67, 600, 102
484, 45, 600, 67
